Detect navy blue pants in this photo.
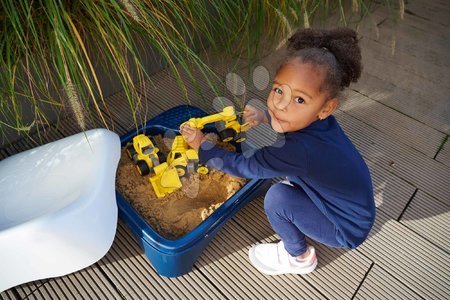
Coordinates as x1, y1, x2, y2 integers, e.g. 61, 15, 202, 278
264, 181, 344, 257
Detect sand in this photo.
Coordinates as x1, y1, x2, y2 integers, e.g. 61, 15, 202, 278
116, 134, 246, 239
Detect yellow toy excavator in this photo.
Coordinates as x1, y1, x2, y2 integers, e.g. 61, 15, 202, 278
181, 106, 250, 143
149, 136, 208, 198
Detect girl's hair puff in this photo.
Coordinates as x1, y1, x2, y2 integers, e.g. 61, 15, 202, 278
282, 28, 362, 99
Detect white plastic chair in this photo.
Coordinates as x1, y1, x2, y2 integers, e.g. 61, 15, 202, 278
0, 129, 120, 292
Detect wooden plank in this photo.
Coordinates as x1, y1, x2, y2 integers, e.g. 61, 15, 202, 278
436, 137, 450, 167
4, 137, 39, 155
233, 197, 373, 300
404, 0, 450, 26
139, 77, 250, 122
0, 149, 9, 160
136, 62, 225, 111
341, 91, 446, 158
352, 71, 449, 134
85, 103, 124, 135
98, 90, 157, 135
53, 103, 123, 139
0, 289, 18, 300
367, 160, 416, 220
195, 211, 326, 300
54, 115, 91, 138
13, 281, 47, 299
371, 1, 449, 37
354, 264, 423, 300
29, 124, 66, 145
358, 37, 450, 89
359, 9, 450, 68
357, 210, 450, 300
54, 111, 120, 139
400, 190, 449, 253
2, 124, 66, 156
369, 5, 450, 48
335, 111, 450, 203
97, 221, 225, 300
26, 265, 123, 300
360, 52, 450, 112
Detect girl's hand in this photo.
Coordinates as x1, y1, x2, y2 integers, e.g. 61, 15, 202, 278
180, 124, 205, 150
243, 104, 267, 127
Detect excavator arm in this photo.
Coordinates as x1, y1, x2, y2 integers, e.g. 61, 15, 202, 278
182, 106, 236, 129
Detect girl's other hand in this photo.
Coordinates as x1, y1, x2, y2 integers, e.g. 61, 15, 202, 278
180, 124, 205, 150
243, 104, 266, 127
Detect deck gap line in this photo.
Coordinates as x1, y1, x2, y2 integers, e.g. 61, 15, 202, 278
375, 263, 427, 300
433, 135, 448, 160
397, 189, 419, 222
20, 280, 49, 300
95, 262, 126, 299
397, 222, 449, 256
404, 9, 431, 21
348, 88, 448, 136
80, 270, 105, 299
376, 17, 388, 27
350, 262, 374, 300
298, 275, 331, 300
192, 266, 229, 300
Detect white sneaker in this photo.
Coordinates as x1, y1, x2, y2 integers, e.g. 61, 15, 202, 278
248, 241, 317, 275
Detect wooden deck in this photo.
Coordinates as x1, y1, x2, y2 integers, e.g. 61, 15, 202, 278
1, 0, 449, 299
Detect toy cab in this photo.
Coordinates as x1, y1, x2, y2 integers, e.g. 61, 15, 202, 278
126, 134, 165, 176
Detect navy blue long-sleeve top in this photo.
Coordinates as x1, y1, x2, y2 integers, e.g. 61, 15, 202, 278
199, 115, 375, 249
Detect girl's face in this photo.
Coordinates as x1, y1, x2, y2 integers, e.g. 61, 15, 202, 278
267, 61, 337, 133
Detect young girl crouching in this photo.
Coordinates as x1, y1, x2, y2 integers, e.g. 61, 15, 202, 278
181, 28, 375, 275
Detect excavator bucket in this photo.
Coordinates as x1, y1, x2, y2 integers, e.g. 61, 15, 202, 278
150, 163, 182, 198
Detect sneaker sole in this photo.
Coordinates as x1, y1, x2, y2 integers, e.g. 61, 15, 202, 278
248, 247, 318, 276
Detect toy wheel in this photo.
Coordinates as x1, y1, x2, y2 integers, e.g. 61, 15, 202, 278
197, 166, 209, 175
136, 160, 151, 176
235, 132, 246, 143
176, 166, 187, 177
157, 151, 166, 163
126, 144, 136, 160
219, 128, 236, 142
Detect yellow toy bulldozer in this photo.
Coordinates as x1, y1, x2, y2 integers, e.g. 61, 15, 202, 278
150, 136, 208, 198
126, 134, 165, 176
181, 106, 250, 143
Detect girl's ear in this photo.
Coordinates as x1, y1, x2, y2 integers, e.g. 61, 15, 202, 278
318, 98, 338, 120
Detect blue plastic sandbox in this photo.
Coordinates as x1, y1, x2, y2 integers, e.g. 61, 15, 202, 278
116, 105, 270, 277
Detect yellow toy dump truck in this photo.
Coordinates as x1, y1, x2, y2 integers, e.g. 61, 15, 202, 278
150, 136, 208, 198
181, 106, 250, 143
126, 134, 165, 176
